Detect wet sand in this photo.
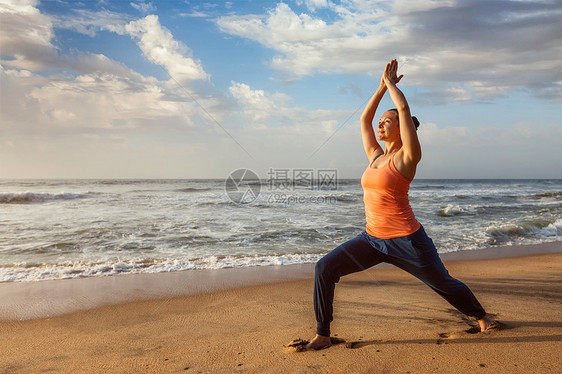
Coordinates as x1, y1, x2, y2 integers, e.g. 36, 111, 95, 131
1, 242, 561, 373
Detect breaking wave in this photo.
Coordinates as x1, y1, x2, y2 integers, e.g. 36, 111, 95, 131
438, 204, 468, 217
0, 192, 90, 204
486, 218, 562, 240
0, 253, 324, 282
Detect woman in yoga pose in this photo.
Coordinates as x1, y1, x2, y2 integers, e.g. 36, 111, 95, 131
305, 59, 494, 350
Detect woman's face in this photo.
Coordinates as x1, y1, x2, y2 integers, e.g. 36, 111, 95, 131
377, 111, 400, 141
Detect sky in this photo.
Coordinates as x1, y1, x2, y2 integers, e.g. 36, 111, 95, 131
0, 0, 561, 179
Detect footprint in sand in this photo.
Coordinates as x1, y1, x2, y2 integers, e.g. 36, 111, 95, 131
286, 337, 346, 352
286, 338, 309, 352
439, 321, 502, 342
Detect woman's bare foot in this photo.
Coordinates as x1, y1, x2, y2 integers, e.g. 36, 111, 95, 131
478, 315, 495, 332
304, 334, 332, 350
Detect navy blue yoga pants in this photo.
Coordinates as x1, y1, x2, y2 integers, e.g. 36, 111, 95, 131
313, 226, 486, 336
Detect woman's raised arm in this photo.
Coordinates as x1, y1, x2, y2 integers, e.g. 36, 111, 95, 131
383, 59, 421, 166
360, 83, 386, 161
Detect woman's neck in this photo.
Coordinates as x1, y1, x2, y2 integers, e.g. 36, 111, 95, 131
384, 139, 402, 155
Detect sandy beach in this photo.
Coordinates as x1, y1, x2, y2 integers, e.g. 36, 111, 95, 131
1, 242, 561, 373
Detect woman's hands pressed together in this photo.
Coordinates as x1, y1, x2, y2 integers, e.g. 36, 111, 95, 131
382, 59, 403, 87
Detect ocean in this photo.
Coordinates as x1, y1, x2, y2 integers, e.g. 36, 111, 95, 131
1, 178, 560, 282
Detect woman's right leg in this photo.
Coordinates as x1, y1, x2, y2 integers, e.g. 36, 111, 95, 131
314, 232, 385, 337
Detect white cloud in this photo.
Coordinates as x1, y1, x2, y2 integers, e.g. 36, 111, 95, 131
1, 0, 559, 179
125, 15, 209, 84
391, 0, 454, 13
230, 80, 343, 130
228, 80, 360, 167
7, 3, 209, 88
0, 0, 221, 142
66, 53, 138, 77
229, 82, 281, 122
30, 73, 177, 129
130, 1, 156, 14
0, 0, 59, 70
51, 9, 131, 36
0, 0, 235, 178
217, 1, 562, 102
0, 64, 204, 131
202, 3, 219, 10
179, 11, 210, 18
0, 1, 134, 76
296, 0, 331, 12
0, 64, 236, 179
417, 122, 468, 146
0, 65, 45, 126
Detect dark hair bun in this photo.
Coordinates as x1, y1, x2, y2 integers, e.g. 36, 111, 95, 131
412, 116, 420, 130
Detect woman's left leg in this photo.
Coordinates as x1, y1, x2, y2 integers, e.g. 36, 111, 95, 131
313, 232, 385, 337
305, 232, 386, 350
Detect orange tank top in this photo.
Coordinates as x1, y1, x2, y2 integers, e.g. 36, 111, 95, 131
360, 154, 420, 239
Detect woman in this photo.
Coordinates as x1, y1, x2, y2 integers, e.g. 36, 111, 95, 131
305, 59, 494, 350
